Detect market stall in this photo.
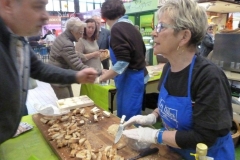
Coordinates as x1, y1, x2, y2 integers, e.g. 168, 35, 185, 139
0, 106, 181, 160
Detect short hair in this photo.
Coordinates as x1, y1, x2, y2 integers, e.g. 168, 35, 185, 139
207, 26, 213, 30
83, 18, 98, 41
66, 17, 86, 33
47, 30, 52, 34
101, 0, 126, 20
158, 0, 208, 46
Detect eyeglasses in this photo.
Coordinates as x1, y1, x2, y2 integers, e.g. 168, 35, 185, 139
154, 22, 175, 33
78, 31, 84, 36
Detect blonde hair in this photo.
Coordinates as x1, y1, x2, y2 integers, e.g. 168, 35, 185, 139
158, 0, 208, 46
66, 17, 86, 32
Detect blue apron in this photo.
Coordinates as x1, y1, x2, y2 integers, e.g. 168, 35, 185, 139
109, 43, 144, 121
158, 56, 234, 160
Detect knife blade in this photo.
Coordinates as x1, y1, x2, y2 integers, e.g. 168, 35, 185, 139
114, 115, 126, 144
128, 147, 159, 160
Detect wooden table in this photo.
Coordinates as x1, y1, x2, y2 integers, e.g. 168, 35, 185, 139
0, 106, 182, 160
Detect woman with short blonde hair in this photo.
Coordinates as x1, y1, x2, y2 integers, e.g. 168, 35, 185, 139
123, 0, 234, 159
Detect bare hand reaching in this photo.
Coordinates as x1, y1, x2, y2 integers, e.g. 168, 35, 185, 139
75, 68, 98, 84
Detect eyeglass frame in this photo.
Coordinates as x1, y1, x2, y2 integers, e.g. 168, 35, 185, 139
154, 22, 176, 33
79, 31, 84, 35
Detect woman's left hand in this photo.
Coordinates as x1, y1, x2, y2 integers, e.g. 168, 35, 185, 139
102, 69, 108, 74
123, 127, 159, 144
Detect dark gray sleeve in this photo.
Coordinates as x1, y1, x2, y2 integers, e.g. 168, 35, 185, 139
202, 35, 214, 49
29, 48, 78, 84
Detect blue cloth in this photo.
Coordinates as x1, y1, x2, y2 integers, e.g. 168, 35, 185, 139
112, 61, 129, 75
109, 45, 144, 121
109, 41, 149, 84
158, 55, 234, 160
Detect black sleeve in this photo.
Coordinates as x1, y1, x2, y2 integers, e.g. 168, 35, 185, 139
202, 35, 214, 49
110, 25, 133, 62
175, 58, 232, 149
29, 48, 77, 84
40, 33, 49, 40
176, 124, 229, 149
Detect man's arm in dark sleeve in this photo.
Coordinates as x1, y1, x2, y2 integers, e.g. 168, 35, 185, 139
29, 49, 77, 84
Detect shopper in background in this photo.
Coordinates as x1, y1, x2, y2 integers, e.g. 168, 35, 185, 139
92, 15, 111, 69
75, 18, 102, 72
0, 0, 97, 144
40, 29, 51, 40
45, 30, 56, 47
100, 0, 148, 120
49, 17, 94, 99
122, 0, 234, 159
200, 25, 214, 57
52, 29, 57, 37
75, 18, 104, 97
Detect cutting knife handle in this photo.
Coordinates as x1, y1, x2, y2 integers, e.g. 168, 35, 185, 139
128, 147, 159, 160
139, 147, 159, 157
120, 115, 126, 124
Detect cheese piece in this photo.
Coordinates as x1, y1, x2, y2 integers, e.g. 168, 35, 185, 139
103, 111, 111, 118
58, 99, 64, 105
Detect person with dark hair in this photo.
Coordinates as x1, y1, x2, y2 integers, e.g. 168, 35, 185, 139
40, 29, 51, 40
99, 0, 148, 120
200, 25, 214, 57
52, 29, 56, 36
92, 15, 111, 69
0, 0, 98, 144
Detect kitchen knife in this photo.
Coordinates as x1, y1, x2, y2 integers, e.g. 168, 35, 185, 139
128, 147, 159, 160
114, 115, 126, 144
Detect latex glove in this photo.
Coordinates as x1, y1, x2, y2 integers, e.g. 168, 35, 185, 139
123, 127, 158, 144
123, 114, 156, 128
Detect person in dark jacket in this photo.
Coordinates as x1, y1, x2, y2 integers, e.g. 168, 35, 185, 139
200, 25, 214, 57
99, 0, 148, 120
0, 0, 97, 144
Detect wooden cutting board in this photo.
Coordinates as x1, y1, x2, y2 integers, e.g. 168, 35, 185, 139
32, 105, 181, 160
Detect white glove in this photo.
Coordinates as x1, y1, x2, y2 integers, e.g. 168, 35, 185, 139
123, 114, 156, 128
123, 127, 158, 144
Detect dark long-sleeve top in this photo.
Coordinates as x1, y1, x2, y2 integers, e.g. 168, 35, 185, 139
0, 17, 78, 144
200, 33, 214, 57
158, 55, 232, 149
110, 22, 147, 75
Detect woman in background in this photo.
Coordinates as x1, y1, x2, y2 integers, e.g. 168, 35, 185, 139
75, 18, 102, 71
75, 18, 103, 97
49, 18, 90, 99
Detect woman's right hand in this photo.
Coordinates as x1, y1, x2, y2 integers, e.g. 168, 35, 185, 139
123, 114, 157, 128
92, 51, 101, 58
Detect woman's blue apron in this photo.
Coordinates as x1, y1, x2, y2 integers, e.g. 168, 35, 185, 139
109, 44, 144, 121
157, 55, 234, 160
